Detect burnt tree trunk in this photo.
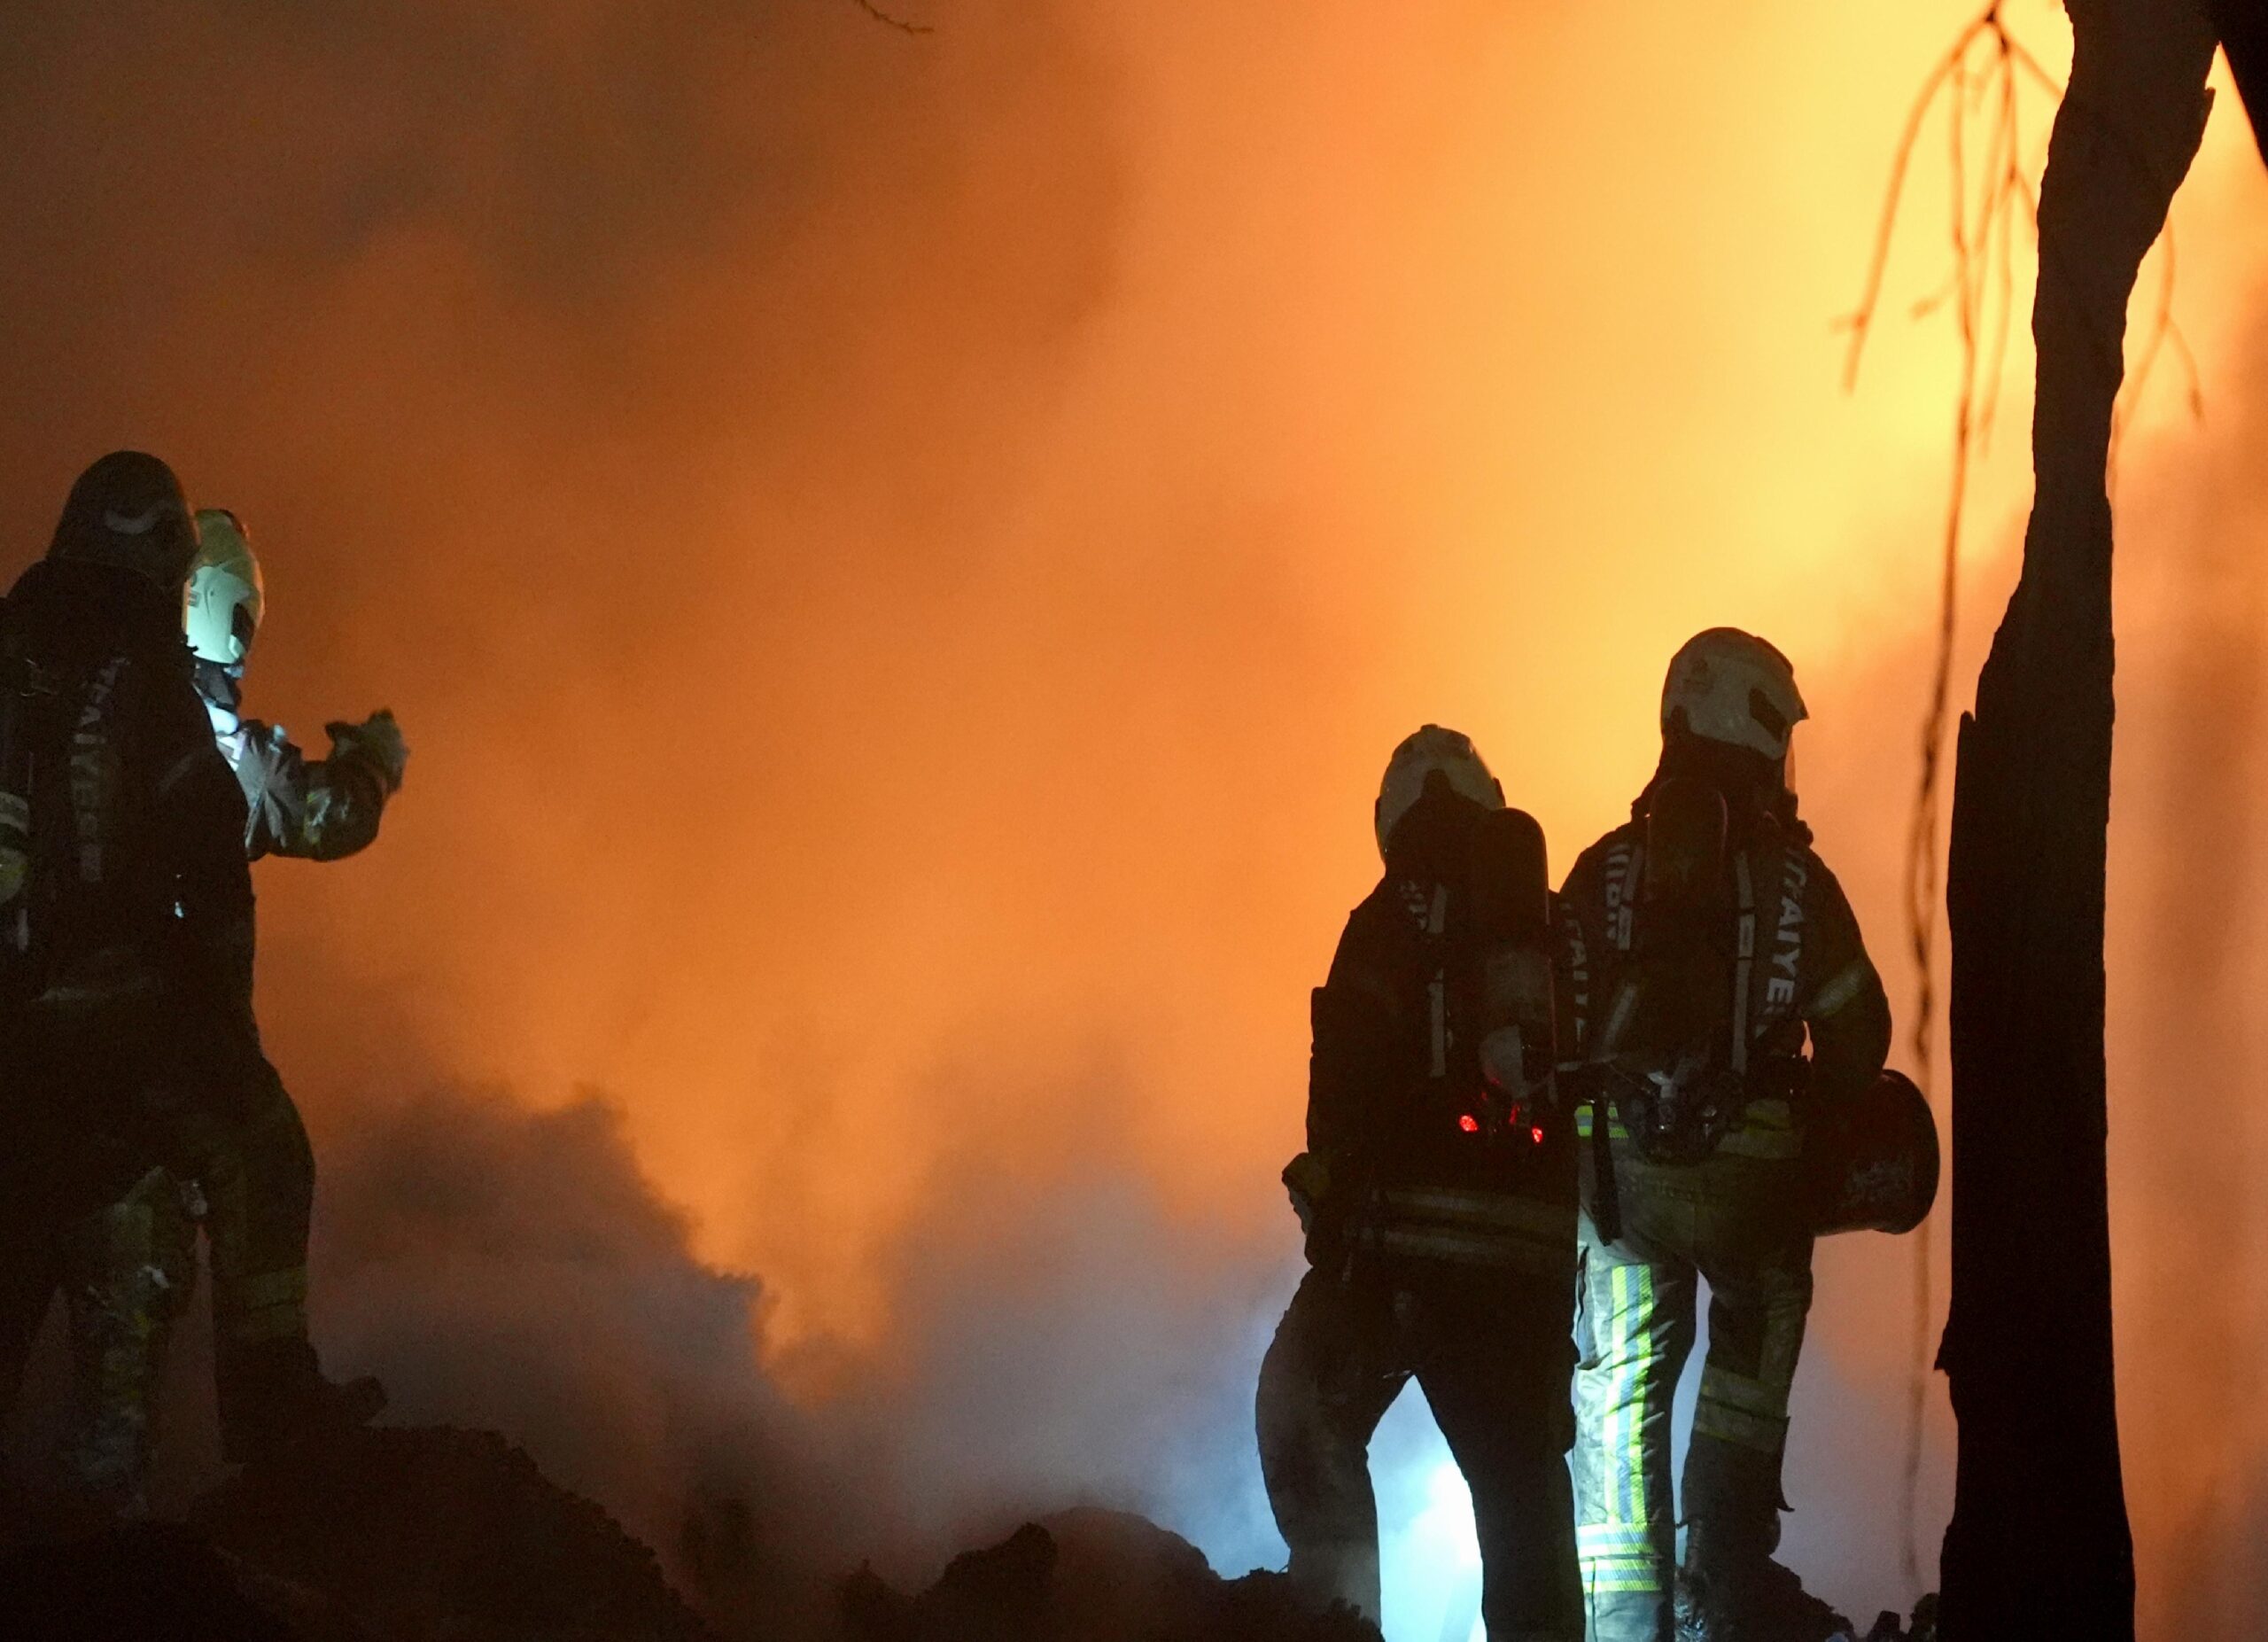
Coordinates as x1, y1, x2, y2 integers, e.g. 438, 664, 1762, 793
1937, 5, 2215, 1638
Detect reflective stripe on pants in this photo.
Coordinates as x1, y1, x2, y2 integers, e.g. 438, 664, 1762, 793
1571, 1143, 1816, 1642
1573, 1230, 1692, 1642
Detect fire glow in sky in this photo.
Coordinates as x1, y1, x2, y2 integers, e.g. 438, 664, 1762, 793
1, 3, 2266, 1638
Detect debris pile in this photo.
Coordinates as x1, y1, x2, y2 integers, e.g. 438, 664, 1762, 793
0, 1424, 718, 1642
842, 1507, 1379, 1642
0, 1423, 1946, 1642
1672, 1567, 1939, 1642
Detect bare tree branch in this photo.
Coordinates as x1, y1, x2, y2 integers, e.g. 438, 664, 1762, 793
1840, 1, 2062, 1592
1849, 0, 2210, 1601
850, 0, 933, 35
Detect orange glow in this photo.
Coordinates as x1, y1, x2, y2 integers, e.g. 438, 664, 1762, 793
0, 0, 2264, 1627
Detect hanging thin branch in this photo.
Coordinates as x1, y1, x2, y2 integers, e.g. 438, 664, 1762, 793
1842, 0, 2205, 1594
2109, 225, 2207, 488
850, 0, 934, 35
1838, 0, 2038, 1595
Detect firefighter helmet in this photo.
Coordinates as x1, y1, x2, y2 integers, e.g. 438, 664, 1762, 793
1812, 1070, 1940, 1236
48, 452, 200, 589
184, 509, 265, 666
1374, 725, 1503, 858
1661, 627, 1806, 761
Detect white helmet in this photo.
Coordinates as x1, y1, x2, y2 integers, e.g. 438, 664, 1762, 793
184, 509, 265, 667
1660, 627, 1806, 761
1375, 725, 1504, 857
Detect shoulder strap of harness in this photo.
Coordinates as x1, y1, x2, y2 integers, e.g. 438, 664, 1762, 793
1423, 882, 1450, 1078
1607, 838, 1642, 954
1731, 851, 1755, 1076
68, 653, 131, 885
1762, 844, 1808, 1031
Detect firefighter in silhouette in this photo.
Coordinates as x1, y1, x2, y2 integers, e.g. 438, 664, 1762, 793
58, 507, 402, 1497
1257, 726, 1581, 1641
1559, 630, 1891, 1642
0, 455, 262, 1446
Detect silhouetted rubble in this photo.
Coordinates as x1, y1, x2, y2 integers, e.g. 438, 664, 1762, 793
192, 1425, 718, 1642
840, 1507, 1379, 1642
1671, 1568, 1938, 1642
0, 1424, 718, 1642
0, 1521, 313, 1642
0, 1419, 1946, 1642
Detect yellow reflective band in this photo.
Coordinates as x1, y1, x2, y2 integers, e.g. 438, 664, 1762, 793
1628, 1264, 1652, 1529
1573, 1107, 1632, 1141
1693, 1400, 1788, 1456
1607, 1263, 1629, 1525
1581, 1560, 1667, 1595
1577, 1524, 1652, 1552
1810, 959, 1877, 1019
1577, 1548, 1661, 1568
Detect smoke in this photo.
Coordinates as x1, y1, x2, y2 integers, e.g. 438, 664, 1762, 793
294, 1068, 1295, 1638
311, 1090, 829, 1596
0, 2, 2265, 1639
2094, 299, 2268, 1641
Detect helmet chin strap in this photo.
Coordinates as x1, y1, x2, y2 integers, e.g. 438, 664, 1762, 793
1643, 728, 1802, 843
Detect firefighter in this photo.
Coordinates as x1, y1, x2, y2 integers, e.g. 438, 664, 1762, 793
1559, 629, 1891, 1642
1257, 726, 1581, 1641
0, 455, 260, 1441
60, 508, 402, 1498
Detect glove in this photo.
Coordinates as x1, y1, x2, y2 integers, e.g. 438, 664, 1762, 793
326, 709, 408, 794
1284, 1150, 1371, 1270
1282, 1150, 1333, 1233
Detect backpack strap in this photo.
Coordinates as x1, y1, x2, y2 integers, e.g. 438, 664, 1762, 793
1762, 844, 1809, 1030
0, 632, 37, 936
66, 654, 129, 885
1607, 837, 1643, 955
1424, 882, 1449, 1079
1731, 850, 1756, 1077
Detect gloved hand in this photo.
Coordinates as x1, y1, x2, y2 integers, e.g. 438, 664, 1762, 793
1284, 1150, 1371, 1269
1282, 1150, 1334, 1234
325, 709, 408, 794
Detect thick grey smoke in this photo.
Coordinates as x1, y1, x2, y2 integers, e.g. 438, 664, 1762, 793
2092, 305, 2268, 1642
294, 1073, 1299, 1638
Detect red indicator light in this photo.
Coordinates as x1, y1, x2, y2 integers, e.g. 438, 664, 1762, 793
1530, 1125, 1545, 1145
1458, 1114, 1480, 1134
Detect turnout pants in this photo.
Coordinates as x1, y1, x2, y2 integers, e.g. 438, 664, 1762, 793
0, 997, 183, 1474
60, 1166, 199, 1493
1571, 1146, 1813, 1642
0, 983, 315, 1487
1257, 1261, 1581, 1642
60, 1061, 315, 1482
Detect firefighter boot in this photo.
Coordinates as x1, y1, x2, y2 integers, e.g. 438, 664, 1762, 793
1678, 1520, 1849, 1642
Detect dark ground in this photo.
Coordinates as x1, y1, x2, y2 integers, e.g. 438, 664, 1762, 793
0, 1423, 1940, 1642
